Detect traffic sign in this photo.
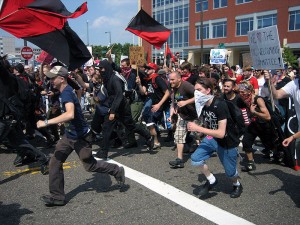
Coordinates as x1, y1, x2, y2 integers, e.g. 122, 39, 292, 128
21, 46, 33, 60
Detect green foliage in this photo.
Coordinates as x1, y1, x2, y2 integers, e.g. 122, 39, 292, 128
282, 46, 298, 68
91, 43, 136, 64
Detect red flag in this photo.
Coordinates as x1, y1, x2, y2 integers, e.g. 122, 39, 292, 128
126, 8, 171, 49
165, 42, 176, 62
0, 0, 91, 70
36, 51, 54, 64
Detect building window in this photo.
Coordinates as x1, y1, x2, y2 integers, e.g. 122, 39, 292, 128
196, 0, 208, 12
170, 26, 189, 48
214, 0, 227, 9
212, 21, 227, 38
289, 10, 300, 31
236, 0, 252, 4
257, 14, 277, 29
236, 17, 253, 36
196, 24, 209, 40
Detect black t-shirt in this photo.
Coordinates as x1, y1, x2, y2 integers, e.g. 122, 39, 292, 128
173, 81, 197, 120
146, 75, 168, 105
202, 97, 240, 148
223, 93, 247, 109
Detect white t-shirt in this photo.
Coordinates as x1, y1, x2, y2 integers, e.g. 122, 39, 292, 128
257, 76, 267, 97
282, 79, 300, 131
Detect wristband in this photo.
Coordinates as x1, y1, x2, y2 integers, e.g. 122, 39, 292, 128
44, 119, 48, 126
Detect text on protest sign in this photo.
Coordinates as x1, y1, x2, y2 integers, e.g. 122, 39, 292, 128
210, 49, 227, 65
129, 46, 144, 66
248, 25, 284, 70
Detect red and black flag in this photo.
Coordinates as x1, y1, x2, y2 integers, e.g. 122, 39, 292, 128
126, 8, 171, 50
165, 42, 176, 63
0, 0, 91, 70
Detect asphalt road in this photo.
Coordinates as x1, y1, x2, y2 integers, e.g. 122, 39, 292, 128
1, 133, 299, 225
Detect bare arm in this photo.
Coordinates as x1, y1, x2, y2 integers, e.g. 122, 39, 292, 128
251, 97, 271, 121
37, 102, 74, 128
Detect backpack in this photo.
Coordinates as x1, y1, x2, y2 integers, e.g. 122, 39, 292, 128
254, 96, 285, 126
215, 98, 246, 138
15, 75, 32, 104
115, 71, 138, 103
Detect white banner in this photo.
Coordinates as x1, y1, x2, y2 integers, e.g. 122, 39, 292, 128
248, 25, 284, 70
210, 49, 227, 65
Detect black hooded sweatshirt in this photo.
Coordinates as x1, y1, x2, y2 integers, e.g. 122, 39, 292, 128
99, 60, 126, 114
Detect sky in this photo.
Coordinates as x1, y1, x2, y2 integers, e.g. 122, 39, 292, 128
0, 0, 139, 47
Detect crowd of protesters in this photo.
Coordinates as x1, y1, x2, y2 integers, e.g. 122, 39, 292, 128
1, 52, 299, 205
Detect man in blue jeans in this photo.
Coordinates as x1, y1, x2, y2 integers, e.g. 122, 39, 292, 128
187, 78, 242, 198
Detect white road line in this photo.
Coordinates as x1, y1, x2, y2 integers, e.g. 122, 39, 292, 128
93, 153, 255, 225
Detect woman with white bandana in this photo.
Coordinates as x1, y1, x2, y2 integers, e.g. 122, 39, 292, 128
187, 78, 243, 198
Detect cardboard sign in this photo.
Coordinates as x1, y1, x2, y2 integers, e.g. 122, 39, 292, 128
248, 25, 284, 70
210, 49, 227, 64
129, 46, 144, 66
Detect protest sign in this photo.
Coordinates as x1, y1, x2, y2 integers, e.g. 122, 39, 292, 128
129, 46, 144, 66
248, 25, 284, 70
210, 49, 227, 64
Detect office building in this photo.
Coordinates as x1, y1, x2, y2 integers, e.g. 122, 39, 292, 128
140, 0, 300, 67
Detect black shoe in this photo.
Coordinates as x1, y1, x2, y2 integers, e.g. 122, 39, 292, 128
114, 166, 125, 188
230, 184, 243, 198
40, 157, 50, 175
146, 136, 154, 151
124, 142, 138, 149
95, 150, 108, 160
13, 154, 25, 167
241, 161, 256, 172
40, 195, 65, 206
169, 158, 184, 168
111, 138, 122, 148
199, 179, 218, 197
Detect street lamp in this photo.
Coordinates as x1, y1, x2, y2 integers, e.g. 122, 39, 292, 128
105, 31, 111, 47
86, 20, 89, 46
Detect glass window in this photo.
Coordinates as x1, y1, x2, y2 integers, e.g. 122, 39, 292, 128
257, 14, 277, 29
196, 24, 209, 39
214, 0, 227, 9
289, 10, 300, 31
184, 4, 189, 22
196, 0, 208, 12
236, 17, 253, 36
236, 0, 252, 4
212, 21, 227, 38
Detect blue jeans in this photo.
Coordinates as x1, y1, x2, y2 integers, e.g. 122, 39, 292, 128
191, 136, 239, 178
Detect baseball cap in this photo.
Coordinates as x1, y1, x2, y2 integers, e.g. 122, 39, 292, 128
145, 63, 159, 72
45, 66, 68, 78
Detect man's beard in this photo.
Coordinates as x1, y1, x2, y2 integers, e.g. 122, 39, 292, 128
225, 89, 233, 95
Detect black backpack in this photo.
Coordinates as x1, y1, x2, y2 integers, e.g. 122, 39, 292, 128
214, 98, 246, 148
215, 98, 246, 138
254, 96, 285, 126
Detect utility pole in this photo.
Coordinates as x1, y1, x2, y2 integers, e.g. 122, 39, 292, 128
200, 0, 204, 66
86, 20, 89, 46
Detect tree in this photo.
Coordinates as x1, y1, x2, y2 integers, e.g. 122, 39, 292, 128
92, 43, 136, 64
282, 45, 298, 68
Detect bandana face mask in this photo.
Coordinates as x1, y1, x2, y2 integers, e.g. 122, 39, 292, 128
121, 67, 131, 75
194, 90, 214, 117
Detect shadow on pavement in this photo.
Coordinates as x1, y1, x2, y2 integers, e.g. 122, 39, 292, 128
0, 201, 33, 225
251, 169, 300, 208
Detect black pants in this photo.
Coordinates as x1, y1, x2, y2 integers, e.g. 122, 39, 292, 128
242, 121, 277, 152
0, 119, 48, 164
102, 101, 150, 153
49, 134, 120, 200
